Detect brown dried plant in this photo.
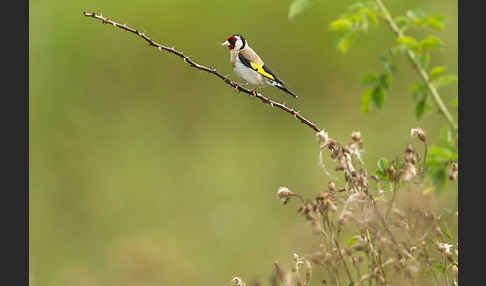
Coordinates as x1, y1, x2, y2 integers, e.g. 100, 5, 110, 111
241, 129, 458, 286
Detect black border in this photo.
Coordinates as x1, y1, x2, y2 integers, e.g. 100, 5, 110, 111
2, 0, 28, 284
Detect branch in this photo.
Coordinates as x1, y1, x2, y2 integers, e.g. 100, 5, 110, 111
375, 0, 458, 132
82, 12, 321, 133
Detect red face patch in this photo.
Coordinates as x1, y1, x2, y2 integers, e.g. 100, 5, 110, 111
226, 35, 237, 50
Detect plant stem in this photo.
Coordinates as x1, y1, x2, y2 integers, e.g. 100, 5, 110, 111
375, 0, 457, 132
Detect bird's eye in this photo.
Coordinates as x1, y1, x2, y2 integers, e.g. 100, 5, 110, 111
227, 36, 236, 44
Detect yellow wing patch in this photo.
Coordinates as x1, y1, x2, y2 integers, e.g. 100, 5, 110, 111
250, 62, 275, 80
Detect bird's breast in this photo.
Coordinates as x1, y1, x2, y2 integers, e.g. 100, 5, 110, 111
234, 60, 264, 85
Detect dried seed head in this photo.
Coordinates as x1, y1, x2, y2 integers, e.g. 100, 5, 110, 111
386, 165, 396, 179
401, 163, 416, 182
405, 144, 415, 154
316, 130, 329, 145
316, 191, 329, 201
449, 163, 458, 180
411, 128, 427, 142
328, 181, 336, 192
276, 187, 295, 201
232, 277, 246, 286
351, 131, 361, 142
438, 242, 453, 255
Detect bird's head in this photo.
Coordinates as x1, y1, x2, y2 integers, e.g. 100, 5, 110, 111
221, 34, 246, 51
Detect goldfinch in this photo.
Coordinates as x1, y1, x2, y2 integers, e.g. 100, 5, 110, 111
221, 34, 298, 99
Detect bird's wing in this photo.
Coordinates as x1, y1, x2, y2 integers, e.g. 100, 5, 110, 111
237, 53, 284, 84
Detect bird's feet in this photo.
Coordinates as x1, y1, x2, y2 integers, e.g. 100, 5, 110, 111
249, 88, 258, 97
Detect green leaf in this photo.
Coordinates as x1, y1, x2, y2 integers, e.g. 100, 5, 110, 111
424, 15, 446, 31
379, 73, 391, 90
416, 96, 428, 119
434, 75, 458, 89
439, 125, 454, 147
427, 145, 458, 167
289, 0, 312, 20
347, 236, 359, 246
372, 86, 385, 109
375, 170, 388, 182
360, 73, 378, 86
358, 8, 378, 24
330, 18, 353, 32
377, 158, 389, 171
394, 16, 410, 28
361, 88, 373, 115
429, 66, 447, 79
336, 32, 355, 54
397, 36, 418, 45
420, 36, 444, 51
397, 36, 419, 51
407, 9, 427, 21
431, 168, 447, 190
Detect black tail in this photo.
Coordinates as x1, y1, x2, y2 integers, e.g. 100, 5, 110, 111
275, 84, 298, 99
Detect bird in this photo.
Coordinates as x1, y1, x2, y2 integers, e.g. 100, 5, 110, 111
221, 34, 298, 99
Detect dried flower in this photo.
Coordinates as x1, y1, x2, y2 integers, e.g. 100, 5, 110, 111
232, 277, 246, 286
449, 162, 458, 180
328, 181, 336, 192
438, 242, 453, 254
401, 163, 416, 182
316, 130, 329, 145
411, 128, 427, 142
276, 187, 295, 204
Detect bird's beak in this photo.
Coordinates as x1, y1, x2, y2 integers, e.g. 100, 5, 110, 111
221, 40, 230, 46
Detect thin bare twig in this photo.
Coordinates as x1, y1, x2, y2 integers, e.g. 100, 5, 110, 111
82, 12, 321, 133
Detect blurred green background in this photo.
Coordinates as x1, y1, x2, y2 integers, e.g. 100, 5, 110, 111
29, 0, 457, 285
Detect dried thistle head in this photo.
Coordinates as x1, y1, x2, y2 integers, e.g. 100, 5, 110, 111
328, 181, 336, 192
276, 187, 295, 204
401, 162, 416, 182
232, 277, 246, 286
449, 162, 458, 180
316, 130, 329, 145
411, 128, 427, 143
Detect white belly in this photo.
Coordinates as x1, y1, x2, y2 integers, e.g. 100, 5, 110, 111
234, 60, 265, 85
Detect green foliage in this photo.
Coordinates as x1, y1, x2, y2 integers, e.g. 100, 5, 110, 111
434, 75, 458, 89
396, 9, 446, 31
359, 55, 395, 115
288, 0, 312, 20
410, 83, 431, 119
310, 1, 458, 193
429, 66, 447, 79
329, 2, 379, 53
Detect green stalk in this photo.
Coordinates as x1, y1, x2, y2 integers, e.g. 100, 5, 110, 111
375, 0, 458, 132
